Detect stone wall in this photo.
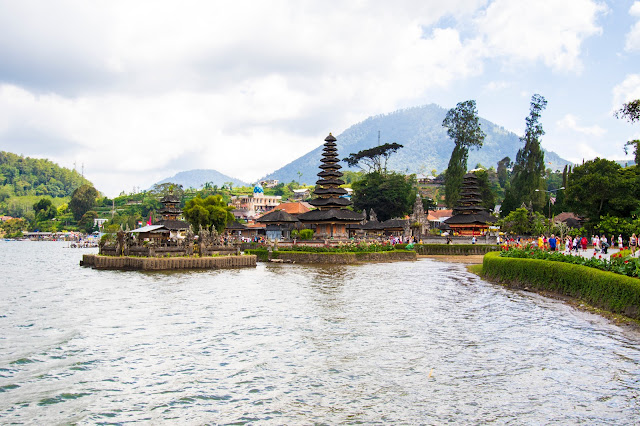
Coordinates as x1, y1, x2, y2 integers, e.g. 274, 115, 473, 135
273, 250, 416, 264
81, 254, 256, 271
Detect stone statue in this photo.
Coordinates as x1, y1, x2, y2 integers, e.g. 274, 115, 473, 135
116, 229, 125, 256
369, 208, 378, 222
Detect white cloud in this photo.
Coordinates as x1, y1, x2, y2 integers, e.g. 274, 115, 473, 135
476, 0, 606, 72
556, 114, 606, 136
625, 1, 640, 51
0, 0, 619, 196
612, 74, 640, 111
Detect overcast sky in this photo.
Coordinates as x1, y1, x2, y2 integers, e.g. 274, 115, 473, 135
0, 0, 639, 197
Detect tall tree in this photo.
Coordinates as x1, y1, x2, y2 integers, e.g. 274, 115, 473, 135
496, 156, 511, 188
343, 142, 404, 174
502, 94, 547, 215
69, 184, 99, 220
442, 100, 486, 208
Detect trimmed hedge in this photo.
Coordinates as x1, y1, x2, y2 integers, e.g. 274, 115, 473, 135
245, 248, 416, 263
245, 249, 270, 262
414, 244, 500, 256
483, 251, 640, 319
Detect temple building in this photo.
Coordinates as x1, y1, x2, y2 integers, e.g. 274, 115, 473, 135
297, 133, 364, 239
444, 173, 496, 236
154, 193, 190, 238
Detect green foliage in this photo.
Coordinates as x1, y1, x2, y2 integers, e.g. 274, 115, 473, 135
615, 99, 640, 123
183, 194, 234, 233
565, 158, 639, 222
0, 217, 27, 238
351, 171, 416, 222
483, 251, 640, 319
299, 229, 314, 240
497, 156, 511, 188
78, 210, 98, 233
595, 215, 640, 239
498, 207, 546, 236
624, 139, 640, 164
442, 100, 486, 208
505, 94, 548, 214
343, 143, 404, 173
69, 184, 99, 220
473, 169, 496, 211
0, 151, 91, 198
33, 198, 56, 222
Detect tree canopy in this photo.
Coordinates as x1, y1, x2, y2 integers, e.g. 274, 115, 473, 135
182, 194, 235, 233
351, 171, 416, 222
343, 143, 404, 174
442, 100, 485, 207
69, 184, 99, 220
615, 99, 640, 123
502, 94, 547, 215
565, 158, 639, 222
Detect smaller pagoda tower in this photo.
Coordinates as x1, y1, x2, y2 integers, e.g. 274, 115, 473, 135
444, 173, 496, 236
154, 192, 190, 236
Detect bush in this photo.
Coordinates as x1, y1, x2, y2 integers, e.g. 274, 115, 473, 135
299, 229, 314, 240
483, 251, 640, 319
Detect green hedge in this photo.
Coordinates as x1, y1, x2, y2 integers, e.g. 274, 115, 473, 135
414, 244, 500, 256
245, 249, 270, 262
483, 251, 640, 319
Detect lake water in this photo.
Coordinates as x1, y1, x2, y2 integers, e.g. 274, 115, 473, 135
1, 241, 639, 424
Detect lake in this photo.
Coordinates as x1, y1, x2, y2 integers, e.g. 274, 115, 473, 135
1, 241, 639, 424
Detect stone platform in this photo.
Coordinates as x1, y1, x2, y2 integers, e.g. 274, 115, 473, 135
81, 254, 256, 271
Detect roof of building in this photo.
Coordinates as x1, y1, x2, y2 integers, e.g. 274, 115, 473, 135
129, 224, 168, 233
429, 209, 453, 219
554, 212, 581, 223
154, 219, 191, 230
297, 208, 364, 222
225, 220, 249, 230
272, 202, 312, 215
160, 194, 180, 204
444, 212, 497, 225
256, 209, 299, 223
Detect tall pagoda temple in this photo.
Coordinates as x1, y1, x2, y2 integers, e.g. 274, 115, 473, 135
297, 133, 364, 239
444, 172, 496, 236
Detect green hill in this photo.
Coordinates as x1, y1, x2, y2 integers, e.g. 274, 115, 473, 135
261, 104, 572, 185
0, 151, 93, 216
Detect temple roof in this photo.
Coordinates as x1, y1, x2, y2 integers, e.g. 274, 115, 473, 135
308, 197, 352, 208
225, 220, 249, 230
154, 219, 191, 230
256, 209, 299, 223
160, 194, 180, 204
313, 187, 348, 196
297, 208, 364, 222
444, 212, 496, 225
316, 178, 346, 186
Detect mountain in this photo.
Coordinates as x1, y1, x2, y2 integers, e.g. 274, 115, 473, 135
261, 104, 572, 185
152, 169, 248, 189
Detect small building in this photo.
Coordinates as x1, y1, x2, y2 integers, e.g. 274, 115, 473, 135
256, 209, 299, 240
231, 184, 282, 218
292, 188, 311, 200
272, 201, 313, 216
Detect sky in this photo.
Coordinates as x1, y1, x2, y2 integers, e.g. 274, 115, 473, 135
0, 0, 639, 197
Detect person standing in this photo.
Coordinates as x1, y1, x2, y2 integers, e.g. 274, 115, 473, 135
619, 234, 624, 250
631, 233, 637, 256
549, 234, 557, 251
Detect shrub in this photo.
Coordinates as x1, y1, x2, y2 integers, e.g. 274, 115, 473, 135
299, 229, 314, 240
483, 252, 640, 319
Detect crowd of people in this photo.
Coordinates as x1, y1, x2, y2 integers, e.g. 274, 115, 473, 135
500, 233, 640, 257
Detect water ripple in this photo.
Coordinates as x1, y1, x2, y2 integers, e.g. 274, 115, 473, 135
0, 242, 639, 424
